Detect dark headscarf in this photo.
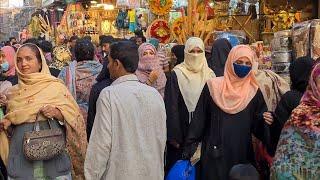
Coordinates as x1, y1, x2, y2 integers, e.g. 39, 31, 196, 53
96, 59, 110, 82
209, 39, 232, 77
289, 56, 314, 93
171, 45, 185, 66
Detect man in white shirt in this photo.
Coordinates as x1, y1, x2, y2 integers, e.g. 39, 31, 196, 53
84, 41, 166, 180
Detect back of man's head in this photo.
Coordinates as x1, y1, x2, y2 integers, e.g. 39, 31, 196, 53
100, 35, 114, 46
109, 41, 139, 73
229, 164, 259, 180
70, 35, 79, 42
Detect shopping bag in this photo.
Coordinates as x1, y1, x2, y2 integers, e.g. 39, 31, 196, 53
166, 160, 195, 180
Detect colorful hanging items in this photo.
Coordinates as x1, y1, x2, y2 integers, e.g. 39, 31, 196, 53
148, 19, 171, 43
116, 9, 128, 29
170, 0, 215, 45
128, 9, 137, 32
149, 0, 173, 16
116, 0, 140, 8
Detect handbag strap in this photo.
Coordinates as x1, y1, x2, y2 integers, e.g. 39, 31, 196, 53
33, 111, 53, 131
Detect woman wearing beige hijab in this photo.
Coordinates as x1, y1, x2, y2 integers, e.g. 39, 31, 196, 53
164, 37, 215, 173
0, 43, 87, 180
182, 45, 272, 179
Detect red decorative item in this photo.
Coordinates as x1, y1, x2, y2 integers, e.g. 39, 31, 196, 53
149, 19, 171, 43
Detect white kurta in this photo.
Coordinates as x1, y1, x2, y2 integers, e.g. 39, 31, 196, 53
85, 74, 166, 180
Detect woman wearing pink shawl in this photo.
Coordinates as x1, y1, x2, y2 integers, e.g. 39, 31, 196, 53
1, 46, 15, 76
181, 45, 272, 179
135, 43, 166, 97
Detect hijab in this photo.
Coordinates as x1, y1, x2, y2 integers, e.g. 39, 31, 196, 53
1, 46, 15, 76
135, 43, 167, 97
171, 45, 185, 65
288, 63, 320, 129
289, 56, 314, 93
0, 44, 87, 179
207, 45, 259, 114
209, 39, 232, 77
173, 37, 215, 112
149, 38, 160, 49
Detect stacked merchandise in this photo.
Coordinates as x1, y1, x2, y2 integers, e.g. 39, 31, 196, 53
271, 30, 292, 83
212, 30, 246, 47
292, 19, 320, 61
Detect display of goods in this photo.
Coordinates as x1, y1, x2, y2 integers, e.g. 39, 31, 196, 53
272, 62, 290, 74
292, 21, 311, 59
149, 0, 173, 16
148, 19, 171, 43
213, 31, 246, 47
271, 51, 292, 64
310, 19, 320, 60
272, 30, 292, 52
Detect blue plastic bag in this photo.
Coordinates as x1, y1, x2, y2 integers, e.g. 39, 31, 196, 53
166, 160, 196, 180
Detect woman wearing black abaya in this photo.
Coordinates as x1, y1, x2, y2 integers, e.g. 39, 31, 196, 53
171, 45, 185, 66
86, 60, 112, 140
165, 38, 215, 174
264, 56, 314, 155
209, 39, 232, 77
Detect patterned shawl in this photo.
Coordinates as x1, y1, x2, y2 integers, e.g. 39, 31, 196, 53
58, 60, 102, 121
289, 63, 320, 128
255, 70, 290, 111
50, 45, 72, 70
271, 63, 320, 179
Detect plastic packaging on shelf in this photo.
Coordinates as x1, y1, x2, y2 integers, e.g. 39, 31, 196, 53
292, 21, 311, 59
272, 62, 290, 74
310, 19, 320, 60
212, 30, 247, 47
271, 51, 292, 64
272, 30, 292, 51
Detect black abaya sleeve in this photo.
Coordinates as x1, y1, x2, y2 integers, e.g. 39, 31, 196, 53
165, 72, 183, 143
251, 90, 272, 152
269, 91, 303, 155
182, 85, 210, 159
87, 85, 99, 141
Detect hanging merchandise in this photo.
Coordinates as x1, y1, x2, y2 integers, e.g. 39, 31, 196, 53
292, 21, 311, 59
116, 0, 140, 8
128, 9, 137, 32
147, 19, 171, 43
116, 9, 128, 29
137, 12, 148, 32
149, 0, 173, 16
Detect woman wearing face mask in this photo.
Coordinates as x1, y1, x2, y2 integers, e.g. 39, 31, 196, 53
135, 43, 167, 98
270, 63, 320, 179
0, 46, 15, 77
165, 37, 215, 174
182, 45, 271, 180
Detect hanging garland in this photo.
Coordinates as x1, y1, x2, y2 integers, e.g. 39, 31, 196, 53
147, 19, 171, 43
149, 0, 173, 16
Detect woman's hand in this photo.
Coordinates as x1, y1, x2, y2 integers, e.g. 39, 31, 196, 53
263, 112, 274, 125
147, 70, 159, 85
169, 140, 180, 149
39, 105, 64, 122
0, 119, 11, 132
